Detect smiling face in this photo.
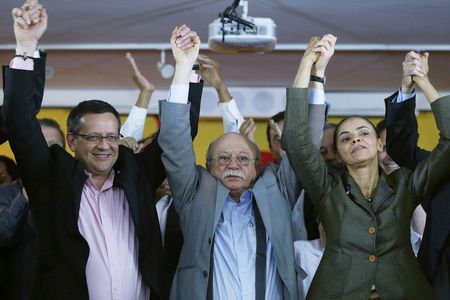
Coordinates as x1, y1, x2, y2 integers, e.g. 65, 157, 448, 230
208, 133, 259, 200
67, 113, 119, 180
335, 117, 383, 168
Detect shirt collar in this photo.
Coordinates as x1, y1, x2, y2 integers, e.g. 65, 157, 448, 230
84, 169, 115, 192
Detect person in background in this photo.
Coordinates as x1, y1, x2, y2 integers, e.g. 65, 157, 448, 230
38, 118, 65, 148
320, 123, 345, 174
385, 50, 450, 300
0, 156, 35, 300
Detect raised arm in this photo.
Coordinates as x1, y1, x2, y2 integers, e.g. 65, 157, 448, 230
3, 1, 50, 196
282, 35, 335, 205
120, 52, 155, 142
385, 52, 432, 169
198, 54, 245, 134
158, 25, 202, 211
403, 54, 450, 204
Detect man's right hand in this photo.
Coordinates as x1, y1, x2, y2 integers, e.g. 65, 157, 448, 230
12, 0, 47, 55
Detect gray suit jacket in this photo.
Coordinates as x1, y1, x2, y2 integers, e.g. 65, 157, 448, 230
282, 89, 450, 299
158, 91, 325, 300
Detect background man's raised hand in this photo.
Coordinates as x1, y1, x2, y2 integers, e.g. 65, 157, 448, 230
126, 52, 155, 94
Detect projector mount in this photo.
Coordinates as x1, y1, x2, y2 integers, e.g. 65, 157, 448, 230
219, 0, 256, 43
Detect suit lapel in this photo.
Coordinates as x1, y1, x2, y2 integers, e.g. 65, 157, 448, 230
252, 179, 273, 238
213, 182, 229, 233
114, 159, 141, 235
371, 173, 394, 212
73, 162, 88, 219
342, 173, 372, 213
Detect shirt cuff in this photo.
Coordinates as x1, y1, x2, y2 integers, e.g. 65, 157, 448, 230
9, 51, 40, 71
219, 98, 245, 133
120, 106, 148, 140
167, 84, 189, 104
308, 88, 326, 105
394, 89, 416, 103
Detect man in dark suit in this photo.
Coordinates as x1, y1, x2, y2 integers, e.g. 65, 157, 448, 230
3, 1, 203, 299
385, 51, 450, 300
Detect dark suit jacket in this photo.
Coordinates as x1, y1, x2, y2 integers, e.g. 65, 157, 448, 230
2, 59, 203, 300
385, 92, 450, 300
283, 89, 450, 299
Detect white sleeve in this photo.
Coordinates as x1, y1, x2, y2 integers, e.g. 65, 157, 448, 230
120, 106, 148, 141
218, 98, 245, 133
308, 88, 325, 105
167, 84, 190, 104
394, 89, 416, 103
9, 50, 40, 71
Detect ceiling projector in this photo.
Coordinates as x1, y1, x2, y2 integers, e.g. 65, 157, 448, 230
208, 0, 277, 53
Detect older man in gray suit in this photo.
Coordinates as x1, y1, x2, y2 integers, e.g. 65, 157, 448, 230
158, 26, 326, 300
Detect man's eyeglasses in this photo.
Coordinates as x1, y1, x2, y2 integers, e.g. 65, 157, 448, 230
72, 133, 122, 144
211, 153, 258, 166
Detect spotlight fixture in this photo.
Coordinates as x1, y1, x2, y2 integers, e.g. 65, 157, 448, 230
156, 50, 174, 79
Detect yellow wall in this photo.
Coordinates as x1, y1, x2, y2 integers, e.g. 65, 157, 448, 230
0, 108, 440, 164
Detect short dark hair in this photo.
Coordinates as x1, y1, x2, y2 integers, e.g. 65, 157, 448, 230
334, 116, 378, 146
67, 100, 121, 134
266, 110, 285, 148
0, 155, 20, 181
375, 119, 386, 136
205, 133, 262, 173
38, 118, 66, 147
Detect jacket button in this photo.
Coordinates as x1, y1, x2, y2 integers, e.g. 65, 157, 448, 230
203, 270, 208, 277
208, 237, 212, 244
368, 227, 376, 234
369, 255, 376, 263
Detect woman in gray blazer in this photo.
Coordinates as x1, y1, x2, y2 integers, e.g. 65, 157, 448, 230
282, 41, 449, 299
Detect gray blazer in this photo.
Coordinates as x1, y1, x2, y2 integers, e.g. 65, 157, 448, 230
282, 89, 450, 299
158, 92, 325, 300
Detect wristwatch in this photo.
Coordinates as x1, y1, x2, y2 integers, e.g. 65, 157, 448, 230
310, 75, 325, 84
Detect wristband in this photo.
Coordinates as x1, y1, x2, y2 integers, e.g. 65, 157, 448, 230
14, 54, 34, 61
310, 75, 325, 84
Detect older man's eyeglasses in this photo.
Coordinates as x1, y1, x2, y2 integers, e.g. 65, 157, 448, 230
72, 133, 122, 144
212, 153, 258, 166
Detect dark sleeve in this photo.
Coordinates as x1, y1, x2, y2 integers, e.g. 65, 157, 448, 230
138, 81, 204, 192
32, 51, 47, 116
2, 66, 51, 197
385, 91, 430, 169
